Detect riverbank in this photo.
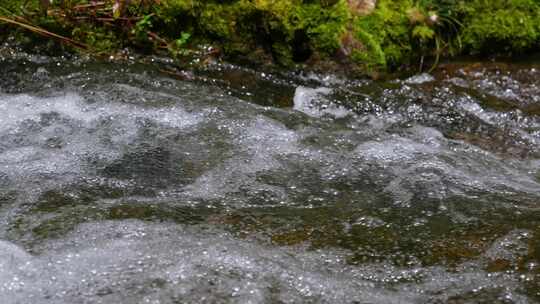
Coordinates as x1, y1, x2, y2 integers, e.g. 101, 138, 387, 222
2, 0, 540, 76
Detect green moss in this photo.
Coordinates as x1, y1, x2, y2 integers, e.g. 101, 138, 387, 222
294, 1, 350, 55
4, 0, 540, 74
351, 30, 386, 71
0, 0, 38, 15
198, 3, 241, 39
158, 0, 349, 64
72, 25, 120, 52
459, 0, 540, 53
353, 0, 413, 70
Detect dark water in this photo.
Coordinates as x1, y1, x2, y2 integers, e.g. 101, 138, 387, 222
1, 44, 540, 303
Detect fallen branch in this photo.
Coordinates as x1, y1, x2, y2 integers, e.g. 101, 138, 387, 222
72, 2, 108, 10
72, 16, 144, 21
147, 31, 169, 48
0, 16, 89, 50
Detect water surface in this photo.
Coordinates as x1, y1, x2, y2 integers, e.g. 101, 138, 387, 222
1, 47, 540, 303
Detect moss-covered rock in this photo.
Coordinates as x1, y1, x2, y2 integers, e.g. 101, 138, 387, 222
459, 0, 540, 53
2, 0, 540, 74
352, 0, 412, 70
158, 0, 351, 65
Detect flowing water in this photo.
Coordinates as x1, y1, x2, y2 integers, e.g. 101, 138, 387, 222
1, 44, 540, 303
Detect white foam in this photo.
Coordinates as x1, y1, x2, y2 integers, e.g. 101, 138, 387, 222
1, 220, 532, 303
0, 221, 416, 303
404, 73, 435, 84
293, 86, 350, 118
353, 125, 540, 202
0, 92, 203, 189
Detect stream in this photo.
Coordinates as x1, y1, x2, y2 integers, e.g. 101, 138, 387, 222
1, 45, 540, 303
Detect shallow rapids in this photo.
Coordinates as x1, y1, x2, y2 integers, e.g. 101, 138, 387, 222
1, 47, 540, 303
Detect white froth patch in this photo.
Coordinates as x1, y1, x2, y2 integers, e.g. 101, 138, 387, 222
404, 73, 435, 84
353, 125, 540, 202
354, 137, 439, 163
0, 146, 80, 181
0, 221, 415, 304
293, 86, 350, 118
0, 220, 530, 304
0, 93, 94, 129
0, 93, 203, 187
0, 240, 31, 269
0, 92, 201, 132
458, 99, 497, 124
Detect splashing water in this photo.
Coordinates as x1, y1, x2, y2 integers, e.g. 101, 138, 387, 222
1, 49, 540, 303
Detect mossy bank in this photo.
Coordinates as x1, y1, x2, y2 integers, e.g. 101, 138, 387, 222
2, 0, 540, 75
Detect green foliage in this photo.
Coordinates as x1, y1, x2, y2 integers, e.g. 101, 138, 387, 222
175, 31, 191, 48
72, 25, 119, 52
353, 0, 413, 69
158, 0, 350, 64
412, 25, 435, 42
198, 3, 240, 39
168, 31, 192, 56
0, 0, 38, 15
293, 1, 350, 55
459, 0, 540, 53
351, 29, 386, 72
3, 0, 540, 74
351, 0, 464, 70
133, 14, 154, 42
